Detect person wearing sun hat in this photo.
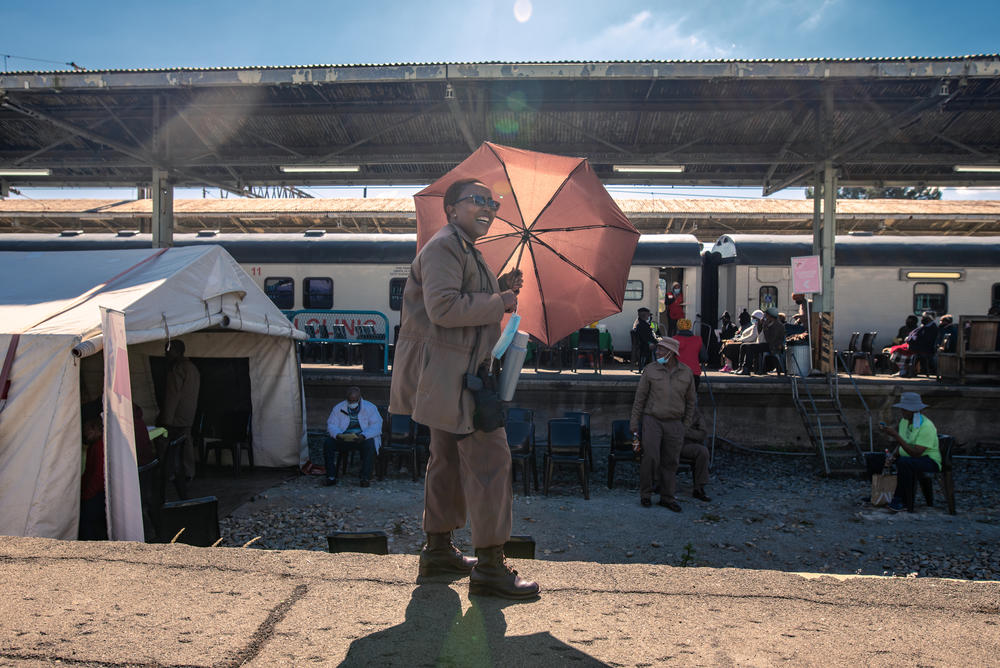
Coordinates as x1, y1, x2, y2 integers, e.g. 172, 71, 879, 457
878, 392, 940, 512
630, 336, 696, 512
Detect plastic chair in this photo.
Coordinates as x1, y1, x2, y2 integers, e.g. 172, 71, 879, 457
200, 411, 254, 477
507, 407, 536, 448
836, 332, 860, 371
572, 328, 602, 374
506, 420, 537, 496
906, 434, 956, 514
607, 419, 639, 489
544, 419, 589, 499
758, 345, 787, 375
563, 411, 593, 473
533, 337, 564, 374
377, 414, 418, 481
852, 331, 878, 375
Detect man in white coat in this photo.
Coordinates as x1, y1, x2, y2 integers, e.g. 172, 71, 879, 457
324, 386, 382, 487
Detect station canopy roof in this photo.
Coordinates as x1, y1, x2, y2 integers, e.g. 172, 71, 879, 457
2, 197, 999, 240
2, 56, 1000, 195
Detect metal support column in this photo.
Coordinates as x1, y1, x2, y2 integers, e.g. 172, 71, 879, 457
820, 161, 836, 312
152, 168, 174, 248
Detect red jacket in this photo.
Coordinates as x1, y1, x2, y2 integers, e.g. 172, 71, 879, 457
666, 291, 685, 320
81, 438, 104, 501
676, 334, 702, 376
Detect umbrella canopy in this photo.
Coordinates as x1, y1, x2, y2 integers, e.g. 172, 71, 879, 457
414, 142, 639, 346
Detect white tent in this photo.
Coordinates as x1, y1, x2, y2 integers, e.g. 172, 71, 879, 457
0, 246, 307, 539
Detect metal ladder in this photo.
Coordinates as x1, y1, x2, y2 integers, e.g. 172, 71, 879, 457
788, 356, 866, 475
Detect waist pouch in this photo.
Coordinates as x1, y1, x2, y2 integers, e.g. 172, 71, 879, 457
464, 364, 505, 433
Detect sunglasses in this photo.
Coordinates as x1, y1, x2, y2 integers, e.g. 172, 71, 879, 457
454, 194, 501, 211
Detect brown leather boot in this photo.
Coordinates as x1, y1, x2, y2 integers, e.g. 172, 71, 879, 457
418, 532, 477, 577
469, 545, 540, 599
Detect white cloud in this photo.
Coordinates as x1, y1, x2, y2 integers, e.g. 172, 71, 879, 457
571, 10, 732, 60
798, 0, 838, 31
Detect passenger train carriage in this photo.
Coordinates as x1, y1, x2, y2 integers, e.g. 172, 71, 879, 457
0, 232, 702, 356
3, 231, 998, 353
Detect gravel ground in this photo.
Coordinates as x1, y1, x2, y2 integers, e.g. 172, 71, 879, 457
220, 447, 1000, 581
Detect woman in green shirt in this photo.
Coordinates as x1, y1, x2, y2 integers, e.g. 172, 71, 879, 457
878, 392, 940, 512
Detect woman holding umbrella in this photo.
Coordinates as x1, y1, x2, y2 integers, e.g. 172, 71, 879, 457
390, 178, 539, 600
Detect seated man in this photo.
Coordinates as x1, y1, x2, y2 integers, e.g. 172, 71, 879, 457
323, 386, 382, 487
737, 307, 785, 375
878, 392, 940, 512
631, 307, 658, 368
682, 406, 712, 502
937, 314, 958, 353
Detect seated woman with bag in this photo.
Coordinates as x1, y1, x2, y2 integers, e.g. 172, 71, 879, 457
878, 392, 941, 513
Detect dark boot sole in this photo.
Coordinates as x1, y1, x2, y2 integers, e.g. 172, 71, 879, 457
468, 582, 540, 599
418, 562, 476, 577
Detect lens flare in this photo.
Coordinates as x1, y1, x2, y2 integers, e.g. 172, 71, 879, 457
513, 0, 532, 23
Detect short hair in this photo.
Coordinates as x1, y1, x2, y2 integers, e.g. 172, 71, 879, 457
346, 386, 362, 398
443, 178, 484, 214
637, 307, 650, 314
921, 310, 936, 320
166, 340, 185, 355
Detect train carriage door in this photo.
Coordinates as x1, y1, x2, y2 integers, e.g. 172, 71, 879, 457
658, 268, 684, 330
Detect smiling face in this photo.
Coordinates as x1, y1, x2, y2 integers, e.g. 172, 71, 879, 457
446, 181, 496, 240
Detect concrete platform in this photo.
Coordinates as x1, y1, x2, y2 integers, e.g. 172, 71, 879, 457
302, 364, 1000, 449
1, 536, 997, 666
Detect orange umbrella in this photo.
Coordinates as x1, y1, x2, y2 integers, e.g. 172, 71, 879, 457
414, 142, 640, 346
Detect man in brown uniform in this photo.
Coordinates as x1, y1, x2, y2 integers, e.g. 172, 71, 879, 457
390, 178, 538, 599
630, 337, 696, 511
157, 340, 200, 493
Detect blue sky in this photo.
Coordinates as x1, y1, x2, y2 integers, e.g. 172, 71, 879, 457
3, 0, 999, 199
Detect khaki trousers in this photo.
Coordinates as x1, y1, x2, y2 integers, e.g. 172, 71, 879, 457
680, 441, 710, 488
639, 416, 684, 501
424, 427, 512, 548
166, 426, 195, 479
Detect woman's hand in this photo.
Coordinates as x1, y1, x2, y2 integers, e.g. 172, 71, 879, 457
500, 290, 518, 313
499, 269, 524, 294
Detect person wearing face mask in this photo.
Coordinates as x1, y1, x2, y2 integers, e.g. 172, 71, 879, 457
892, 311, 939, 377
323, 386, 382, 487
390, 178, 537, 600
878, 392, 940, 512
631, 307, 658, 368
629, 337, 696, 512
664, 281, 685, 336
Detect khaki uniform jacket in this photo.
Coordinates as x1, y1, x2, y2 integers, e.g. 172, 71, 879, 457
762, 318, 786, 355
389, 224, 505, 434
629, 361, 696, 433
159, 358, 200, 427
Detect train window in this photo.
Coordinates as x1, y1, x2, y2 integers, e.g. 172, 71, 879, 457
389, 278, 407, 311
992, 283, 1000, 311
264, 277, 294, 310
913, 283, 946, 315
303, 277, 333, 309
759, 286, 778, 311
624, 280, 644, 301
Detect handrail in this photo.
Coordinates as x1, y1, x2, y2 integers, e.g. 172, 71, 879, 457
695, 318, 718, 466
788, 351, 831, 473
836, 354, 874, 452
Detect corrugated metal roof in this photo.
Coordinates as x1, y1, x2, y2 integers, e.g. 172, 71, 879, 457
4, 55, 998, 76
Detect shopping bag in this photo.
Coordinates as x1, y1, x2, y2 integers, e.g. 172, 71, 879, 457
871, 473, 897, 506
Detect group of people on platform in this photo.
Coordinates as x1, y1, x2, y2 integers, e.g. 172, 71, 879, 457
886, 311, 959, 377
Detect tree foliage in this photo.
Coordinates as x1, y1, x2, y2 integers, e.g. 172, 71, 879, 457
804, 186, 942, 199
